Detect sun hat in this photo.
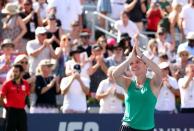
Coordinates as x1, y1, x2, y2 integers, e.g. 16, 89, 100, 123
1, 39, 14, 49
2, 3, 20, 15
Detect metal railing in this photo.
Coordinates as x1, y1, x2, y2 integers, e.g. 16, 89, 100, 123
91, 11, 117, 40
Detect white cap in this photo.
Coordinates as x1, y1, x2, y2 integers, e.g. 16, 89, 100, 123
159, 62, 169, 69
35, 27, 47, 35
177, 46, 190, 56
186, 32, 194, 40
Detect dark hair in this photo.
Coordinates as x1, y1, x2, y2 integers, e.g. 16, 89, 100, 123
121, 11, 129, 17
13, 64, 24, 72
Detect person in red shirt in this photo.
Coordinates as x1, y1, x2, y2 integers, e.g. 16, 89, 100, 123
146, 2, 163, 38
0, 64, 30, 131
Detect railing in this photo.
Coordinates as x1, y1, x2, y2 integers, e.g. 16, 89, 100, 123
91, 11, 117, 40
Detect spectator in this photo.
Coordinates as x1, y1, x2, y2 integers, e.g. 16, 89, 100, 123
88, 44, 108, 97
124, 0, 146, 31
168, 3, 182, 45
156, 28, 176, 62
65, 45, 91, 82
2, 2, 27, 53
7, 54, 30, 81
119, 33, 133, 56
60, 64, 90, 113
146, 1, 163, 36
180, 0, 194, 38
178, 32, 194, 56
178, 64, 194, 113
26, 27, 56, 75
110, 0, 125, 20
172, 46, 191, 80
96, 35, 108, 58
106, 42, 125, 67
144, 39, 159, 64
33, 0, 48, 20
97, 0, 112, 28
115, 11, 139, 43
158, 0, 172, 14
54, 35, 71, 78
45, 13, 64, 50
96, 66, 124, 113
156, 62, 179, 113
172, 0, 188, 7
68, 21, 81, 42
30, 59, 60, 113
106, 37, 117, 57
0, 64, 30, 131
48, 0, 83, 32
20, 0, 42, 42
78, 31, 92, 57
0, 39, 15, 85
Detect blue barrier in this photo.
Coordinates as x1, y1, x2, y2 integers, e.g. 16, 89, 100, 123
27, 114, 194, 131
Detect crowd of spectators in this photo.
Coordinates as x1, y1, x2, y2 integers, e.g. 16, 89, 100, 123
0, 0, 194, 116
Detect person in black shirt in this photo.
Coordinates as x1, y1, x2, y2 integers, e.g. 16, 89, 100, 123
20, 0, 42, 41
29, 59, 60, 113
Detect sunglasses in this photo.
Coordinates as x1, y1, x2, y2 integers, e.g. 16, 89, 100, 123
20, 61, 28, 64
180, 53, 189, 57
62, 38, 71, 41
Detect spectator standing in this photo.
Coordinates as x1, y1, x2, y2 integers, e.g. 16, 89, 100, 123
30, 59, 60, 113
110, 0, 125, 20
20, 0, 42, 42
156, 62, 179, 113
172, 47, 191, 80
124, 0, 146, 31
45, 13, 64, 50
48, 0, 83, 32
146, 1, 163, 36
33, 0, 48, 20
97, 0, 112, 28
54, 35, 71, 78
60, 64, 90, 113
115, 11, 139, 43
78, 32, 92, 57
96, 66, 124, 113
26, 27, 56, 75
144, 39, 159, 64
0, 64, 30, 131
106, 43, 125, 67
0, 39, 15, 85
180, 0, 194, 38
178, 64, 194, 113
156, 28, 176, 62
88, 44, 108, 97
168, 3, 182, 45
178, 32, 194, 56
2, 2, 27, 53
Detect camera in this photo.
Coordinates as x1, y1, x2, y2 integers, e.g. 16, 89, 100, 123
73, 64, 81, 73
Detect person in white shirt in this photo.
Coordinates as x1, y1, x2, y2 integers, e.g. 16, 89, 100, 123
26, 27, 56, 75
178, 64, 194, 113
180, 0, 194, 37
48, 0, 82, 32
156, 62, 179, 113
178, 32, 194, 56
96, 66, 124, 113
60, 46, 90, 113
115, 11, 139, 43
110, 0, 125, 20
